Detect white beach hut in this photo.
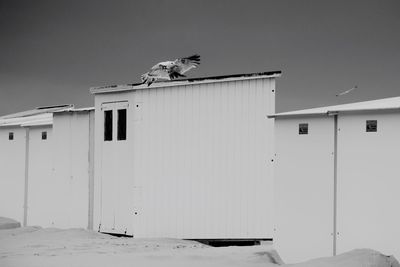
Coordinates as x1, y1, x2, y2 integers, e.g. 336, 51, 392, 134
90, 71, 281, 240
269, 96, 400, 262
0, 105, 94, 229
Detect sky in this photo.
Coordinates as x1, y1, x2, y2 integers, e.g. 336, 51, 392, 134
0, 0, 399, 116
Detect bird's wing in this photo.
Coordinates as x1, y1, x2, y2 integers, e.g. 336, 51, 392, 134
148, 68, 170, 80
336, 86, 357, 97
150, 61, 174, 70
146, 63, 171, 80
172, 54, 200, 74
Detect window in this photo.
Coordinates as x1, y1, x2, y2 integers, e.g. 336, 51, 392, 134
42, 131, 47, 140
117, 109, 127, 141
104, 110, 113, 141
299, 123, 309, 135
366, 120, 377, 132
9, 132, 14, 140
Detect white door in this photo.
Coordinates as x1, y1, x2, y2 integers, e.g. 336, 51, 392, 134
100, 101, 133, 235
27, 127, 56, 227
336, 114, 400, 259
274, 117, 335, 263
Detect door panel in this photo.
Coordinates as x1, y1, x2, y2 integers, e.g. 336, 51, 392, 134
337, 114, 400, 259
27, 127, 55, 227
274, 118, 335, 263
100, 101, 133, 235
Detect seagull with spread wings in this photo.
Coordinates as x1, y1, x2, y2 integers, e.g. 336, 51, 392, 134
336, 85, 358, 97
141, 54, 200, 86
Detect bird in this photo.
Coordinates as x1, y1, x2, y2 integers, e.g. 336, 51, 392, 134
336, 85, 358, 97
141, 54, 200, 86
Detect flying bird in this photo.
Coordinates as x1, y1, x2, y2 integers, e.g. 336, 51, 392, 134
141, 54, 200, 86
336, 85, 358, 97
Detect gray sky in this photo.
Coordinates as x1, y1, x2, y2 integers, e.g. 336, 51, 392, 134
0, 0, 399, 115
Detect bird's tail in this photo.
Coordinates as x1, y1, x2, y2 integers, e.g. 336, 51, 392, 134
141, 72, 149, 83
141, 72, 155, 86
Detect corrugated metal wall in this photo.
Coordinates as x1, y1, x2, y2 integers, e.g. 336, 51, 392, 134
52, 112, 94, 229
94, 77, 276, 238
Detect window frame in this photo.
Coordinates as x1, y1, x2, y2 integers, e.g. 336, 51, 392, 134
41, 131, 47, 140
299, 123, 309, 135
366, 120, 377, 132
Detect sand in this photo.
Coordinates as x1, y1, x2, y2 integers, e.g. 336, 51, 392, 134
0, 217, 20, 230
0, 226, 398, 267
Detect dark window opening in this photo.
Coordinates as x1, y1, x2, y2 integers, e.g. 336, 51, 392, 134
104, 110, 113, 141
9, 132, 14, 140
299, 123, 308, 135
42, 131, 47, 140
366, 120, 377, 132
117, 109, 127, 141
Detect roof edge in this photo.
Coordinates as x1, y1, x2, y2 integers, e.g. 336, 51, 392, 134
0, 105, 74, 119
267, 112, 329, 119
90, 71, 282, 95
53, 107, 95, 113
268, 106, 400, 119
35, 104, 74, 110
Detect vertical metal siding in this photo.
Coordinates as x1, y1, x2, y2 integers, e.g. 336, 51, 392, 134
94, 78, 275, 238
52, 112, 92, 228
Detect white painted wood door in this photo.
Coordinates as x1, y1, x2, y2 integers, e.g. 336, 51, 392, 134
336, 113, 400, 259
100, 101, 133, 235
274, 117, 335, 263
27, 126, 55, 227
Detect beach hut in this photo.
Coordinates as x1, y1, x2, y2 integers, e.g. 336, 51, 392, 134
90, 71, 281, 240
269, 96, 400, 262
0, 105, 94, 229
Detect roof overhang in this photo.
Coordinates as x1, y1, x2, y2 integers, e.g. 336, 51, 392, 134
0, 105, 73, 120
0, 113, 52, 127
268, 96, 400, 119
268, 107, 400, 119
53, 107, 95, 114
90, 71, 282, 95
0, 105, 82, 128
21, 119, 53, 127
